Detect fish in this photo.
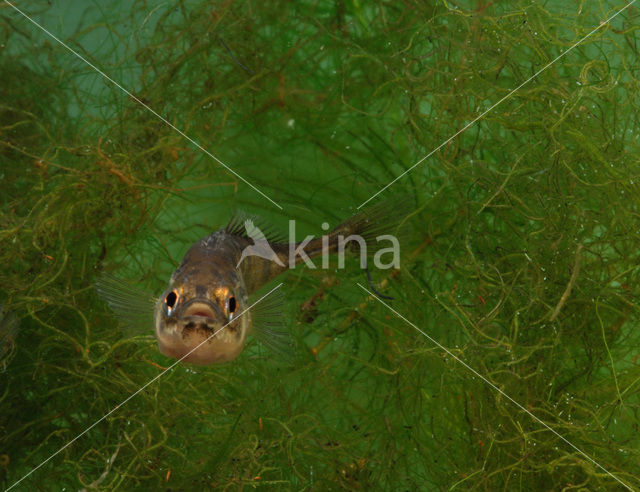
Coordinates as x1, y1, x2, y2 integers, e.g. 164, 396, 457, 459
96, 200, 402, 365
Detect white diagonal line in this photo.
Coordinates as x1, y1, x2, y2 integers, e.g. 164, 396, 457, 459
4, 0, 283, 210
356, 283, 633, 491
357, 0, 637, 209
5, 283, 283, 491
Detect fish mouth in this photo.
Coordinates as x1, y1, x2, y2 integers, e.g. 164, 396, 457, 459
178, 299, 220, 327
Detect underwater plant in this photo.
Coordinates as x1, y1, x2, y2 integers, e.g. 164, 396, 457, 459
1, 0, 640, 490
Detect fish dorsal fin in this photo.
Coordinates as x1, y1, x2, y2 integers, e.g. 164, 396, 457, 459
95, 273, 157, 335
225, 211, 287, 245
249, 286, 295, 363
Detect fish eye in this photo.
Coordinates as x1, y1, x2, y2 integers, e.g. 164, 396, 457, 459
164, 289, 180, 315
227, 295, 237, 316
165, 291, 178, 308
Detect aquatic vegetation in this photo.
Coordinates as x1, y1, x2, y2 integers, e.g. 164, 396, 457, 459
1, 0, 640, 489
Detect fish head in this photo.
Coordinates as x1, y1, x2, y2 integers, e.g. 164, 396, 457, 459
154, 242, 249, 365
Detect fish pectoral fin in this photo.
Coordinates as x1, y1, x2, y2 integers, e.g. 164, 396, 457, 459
249, 287, 295, 363
95, 273, 157, 336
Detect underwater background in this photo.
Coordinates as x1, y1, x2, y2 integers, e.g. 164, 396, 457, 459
2, 0, 640, 490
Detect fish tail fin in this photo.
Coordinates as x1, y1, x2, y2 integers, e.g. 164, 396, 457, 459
332, 195, 411, 245
299, 195, 412, 265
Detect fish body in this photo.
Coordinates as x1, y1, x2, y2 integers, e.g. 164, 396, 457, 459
97, 200, 402, 365
154, 230, 250, 364
153, 215, 324, 365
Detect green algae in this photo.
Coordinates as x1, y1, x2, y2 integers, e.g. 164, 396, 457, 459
1, 0, 640, 490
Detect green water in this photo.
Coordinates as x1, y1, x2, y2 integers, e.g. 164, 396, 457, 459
1, 0, 640, 490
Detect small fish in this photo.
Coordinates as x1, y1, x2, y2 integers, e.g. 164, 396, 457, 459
97, 201, 400, 365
